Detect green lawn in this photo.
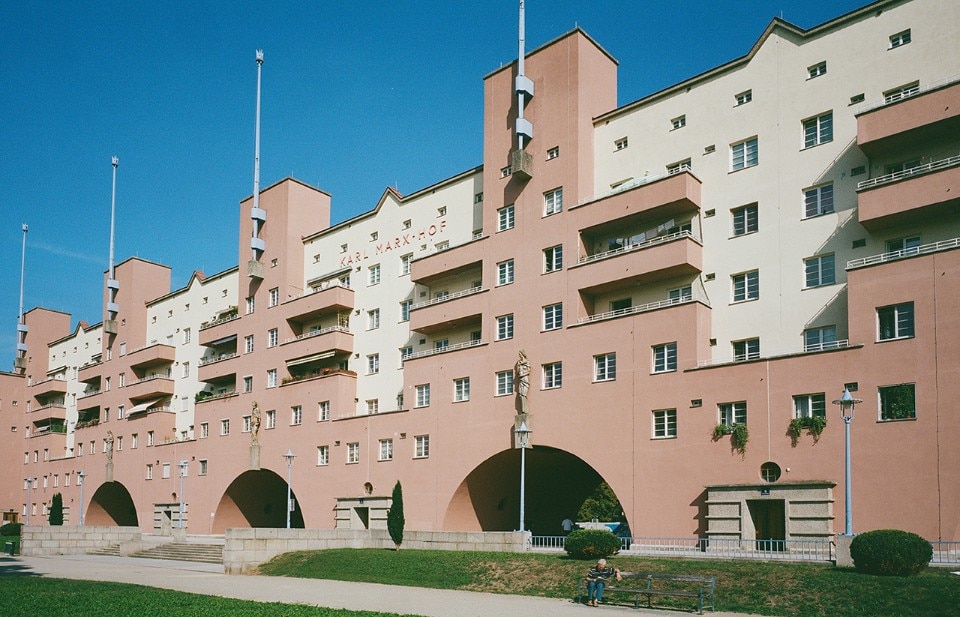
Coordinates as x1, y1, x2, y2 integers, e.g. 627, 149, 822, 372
259, 549, 960, 617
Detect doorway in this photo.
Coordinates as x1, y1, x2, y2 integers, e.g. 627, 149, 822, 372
747, 500, 785, 550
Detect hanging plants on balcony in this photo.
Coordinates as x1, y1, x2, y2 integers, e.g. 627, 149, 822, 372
788, 416, 827, 446
713, 423, 749, 454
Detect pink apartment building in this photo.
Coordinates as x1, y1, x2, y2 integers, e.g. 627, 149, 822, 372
5, 0, 960, 546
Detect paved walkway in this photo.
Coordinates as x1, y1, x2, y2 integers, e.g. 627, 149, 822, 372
2, 554, 761, 617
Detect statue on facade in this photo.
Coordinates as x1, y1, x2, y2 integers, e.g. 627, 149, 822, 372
251, 402, 261, 445
105, 430, 114, 462
516, 350, 530, 414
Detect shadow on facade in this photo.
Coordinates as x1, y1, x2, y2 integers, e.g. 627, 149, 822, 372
212, 469, 304, 533
444, 446, 624, 536
85, 481, 138, 527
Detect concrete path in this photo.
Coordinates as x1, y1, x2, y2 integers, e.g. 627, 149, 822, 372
1, 554, 761, 617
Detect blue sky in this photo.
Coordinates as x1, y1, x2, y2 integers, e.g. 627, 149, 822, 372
0, 1, 869, 362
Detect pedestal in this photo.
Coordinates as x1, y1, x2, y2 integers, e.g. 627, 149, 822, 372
249, 444, 260, 470
105, 461, 114, 483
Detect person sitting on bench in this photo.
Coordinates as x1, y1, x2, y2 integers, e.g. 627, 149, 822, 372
585, 558, 621, 606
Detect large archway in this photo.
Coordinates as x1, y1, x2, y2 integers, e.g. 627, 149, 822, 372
85, 482, 138, 527
444, 446, 625, 536
212, 469, 304, 533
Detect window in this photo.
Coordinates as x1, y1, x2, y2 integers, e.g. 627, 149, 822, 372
807, 61, 827, 79
594, 353, 617, 382
199, 460, 208, 476
400, 253, 413, 276
543, 303, 563, 331
291, 405, 302, 426
434, 339, 449, 351
543, 362, 562, 389
268, 328, 278, 347
668, 286, 692, 302
731, 138, 758, 171
611, 298, 632, 312
200, 423, 209, 439
242, 415, 252, 433
365, 353, 380, 375
269, 287, 279, 307
614, 137, 628, 151
399, 299, 412, 322
803, 112, 833, 148
805, 254, 836, 288
732, 270, 760, 302
146, 464, 153, 480
368, 264, 381, 286
794, 393, 826, 419
246, 296, 255, 314
183, 328, 191, 344
498, 205, 515, 231
496, 370, 514, 396
733, 338, 760, 361
473, 194, 483, 204
804, 184, 834, 218
732, 203, 758, 236
889, 29, 911, 48
880, 384, 916, 420
220, 419, 230, 435
367, 309, 380, 330
850, 93, 865, 105
878, 302, 914, 340
415, 384, 431, 408
886, 236, 921, 255
265, 409, 276, 428
317, 445, 329, 466
147, 431, 155, 446
131, 433, 139, 448
244, 335, 254, 354
671, 115, 686, 130
243, 375, 253, 393
735, 90, 752, 106
319, 400, 330, 421
414, 435, 430, 458
666, 159, 691, 175
267, 368, 277, 388
653, 343, 678, 373
546, 146, 559, 160
544, 188, 563, 216
543, 245, 563, 273
347, 442, 360, 464
496, 314, 514, 340
653, 409, 678, 438
400, 346, 413, 361
804, 326, 837, 351
379, 439, 394, 461
719, 401, 747, 426
497, 260, 515, 285
454, 377, 470, 402
884, 82, 920, 104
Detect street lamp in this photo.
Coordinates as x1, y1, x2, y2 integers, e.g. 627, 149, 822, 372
77, 471, 86, 526
178, 460, 188, 529
25, 477, 34, 525
514, 422, 532, 532
282, 450, 296, 529
833, 388, 861, 536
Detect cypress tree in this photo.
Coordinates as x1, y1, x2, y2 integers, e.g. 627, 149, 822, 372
387, 481, 404, 550
49, 493, 64, 526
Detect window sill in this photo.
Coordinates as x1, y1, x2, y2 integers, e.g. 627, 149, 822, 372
801, 141, 833, 151
876, 335, 915, 344
652, 369, 678, 375
878, 416, 916, 423
730, 297, 760, 305
730, 230, 759, 239
729, 164, 758, 174
593, 378, 616, 384
652, 435, 678, 440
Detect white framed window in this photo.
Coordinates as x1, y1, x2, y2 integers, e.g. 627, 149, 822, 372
498, 205, 515, 231
454, 377, 470, 402
317, 445, 329, 466
366, 399, 379, 414
542, 362, 562, 389
414, 435, 430, 458
242, 415, 252, 433
131, 433, 139, 448
732, 270, 760, 302
805, 254, 836, 288
807, 61, 827, 79
291, 405, 302, 426
347, 442, 360, 464
400, 253, 413, 276
730, 137, 758, 171
546, 146, 559, 159
199, 460, 208, 475
368, 264, 381, 286
146, 464, 153, 480
400, 299, 412, 322
719, 401, 747, 426
319, 400, 330, 421
667, 159, 691, 175
496, 370, 514, 396
246, 296, 255, 314
496, 314, 514, 340
614, 137, 628, 151
542, 303, 563, 331
367, 309, 380, 330
243, 375, 253, 393
183, 328, 191, 344
735, 90, 752, 106
367, 354, 380, 375
886, 236, 921, 255
200, 423, 209, 439
415, 384, 431, 408
400, 346, 413, 361
594, 353, 616, 382
671, 115, 686, 130
794, 393, 826, 419
266, 410, 276, 429
268, 328, 279, 348
543, 245, 562, 273
267, 368, 277, 388
878, 302, 914, 340
733, 338, 760, 361
500, 166, 512, 178
244, 335, 254, 354
802, 112, 833, 148
497, 259, 515, 286
653, 409, 678, 438
879, 383, 916, 421
804, 184, 834, 218
889, 29, 911, 49
732, 203, 758, 236
652, 343, 677, 373
269, 287, 279, 307
804, 326, 837, 351
379, 438, 394, 461
434, 339, 449, 351
668, 287, 692, 302
544, 188, 563, 216
884, 82, 920, 104
220, 419, 230, 435
473, 193, 483, 204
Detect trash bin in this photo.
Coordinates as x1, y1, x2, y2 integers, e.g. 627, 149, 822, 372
3, 542, 13, 555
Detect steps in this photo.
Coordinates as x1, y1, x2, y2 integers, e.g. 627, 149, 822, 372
130, 542, 223, 564
88, 544, 121, 556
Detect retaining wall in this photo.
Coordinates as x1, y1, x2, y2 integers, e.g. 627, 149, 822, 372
21, 526, 142, 556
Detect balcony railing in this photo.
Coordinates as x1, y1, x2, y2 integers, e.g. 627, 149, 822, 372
857, 154, 960, 191
577, 295, 698, 325
77, 389, 102, 400
284, 324, 350, 345
847, 237, 960, 270
578, 230, 696, 265
577, 165, 692, 207
286, 278, 351, 303
195, 390, 238, 404
30, 425, 68, 437
32, 402, 66, 412
859, 74, 960, 114
403, 339, 484, 361
199, 313, 240, 331
130, 372, 172, 385
199, 352, 238, 367
411, 286, 484, 310
695, 340, 855, 368
30, 376, 67, 388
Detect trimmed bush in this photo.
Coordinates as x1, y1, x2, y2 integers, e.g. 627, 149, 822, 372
0, 522, 23, 536
850, 529, 932, 576
564, 528, 621, 560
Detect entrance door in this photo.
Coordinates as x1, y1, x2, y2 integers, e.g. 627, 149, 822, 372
747, 500, 785, 551
354, 507, 369, 529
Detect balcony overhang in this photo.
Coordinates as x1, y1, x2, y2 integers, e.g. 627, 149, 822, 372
569, 234, 703, 296
857, 161, 960, 230
856, 80, 960, 157
127, 344, 176, 370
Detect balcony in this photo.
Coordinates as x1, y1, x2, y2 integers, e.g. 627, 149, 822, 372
283, 281, 354, 324
196, 390, 238, 405
409, 287, 487, 335
124, 373, 174, 402
856, 155, 960, 229
199, 313, 240, 346
29, 377, 67, 398
856, 78, 960, 156
568, 231, 702, 295
574, 294, 699, 326
410, 236, 487, 285
403, 339, 487, 362
281, 325, 353, 362
78, 360, 102, 385
29, 423, 68, 438
197, 352, 238, 382
29, 403, 67, 423
847, 237, 960, 270
126, 343, 176, 371
571, 169, 701, 228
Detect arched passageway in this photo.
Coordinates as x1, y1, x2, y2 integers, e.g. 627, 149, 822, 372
85, 482, 138, 527
212, 469, 304, 533
444, 446, 626, 536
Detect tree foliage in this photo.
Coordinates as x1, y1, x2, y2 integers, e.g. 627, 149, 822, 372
850, 529, 932, 576
576, 482, 625, 523
387, 481, 405, 550
49, 493, 64, 526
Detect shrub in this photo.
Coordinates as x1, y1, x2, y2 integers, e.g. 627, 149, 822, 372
387, 481, 404, 550
850, 529, 933, 576
49, 493, 64, 526
0, 522, 23, 536
564, 528, 621, 560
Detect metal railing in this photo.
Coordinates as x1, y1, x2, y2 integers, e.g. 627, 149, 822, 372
530, 536, 834, 562
130, 372, 172, 385
576, 164, 693, 208
411, 286, 484, 310
578, 295, 696, 325
287, 278, 351, 303
578, 230, 695, 265
859, 74, 960, 113
696, 340, 853, 368
847, 237, 960, 270
198, 352, 238, 367
199, 313, 240, 331
403, 339, 484, 361
77, 389, 101, 400
931, 541, 960, 565
284, 324, 350, 345
856, 154, 960, 191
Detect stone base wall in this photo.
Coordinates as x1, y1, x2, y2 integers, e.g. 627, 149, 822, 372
224, 528, 529, 574
21, 526, 142, 556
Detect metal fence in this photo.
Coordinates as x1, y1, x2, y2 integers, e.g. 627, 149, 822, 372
931, 541, 960, 565
530, 535, 833, 562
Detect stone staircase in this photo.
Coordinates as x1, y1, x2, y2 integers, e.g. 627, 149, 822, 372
88, 543, 121, 557
130, 542, 223, 564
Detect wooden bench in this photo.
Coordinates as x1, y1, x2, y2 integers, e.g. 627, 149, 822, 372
577, 572, 716, 614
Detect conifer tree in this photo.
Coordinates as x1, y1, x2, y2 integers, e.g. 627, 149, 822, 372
49, 493, 64, 526
387, 481, 404, 550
